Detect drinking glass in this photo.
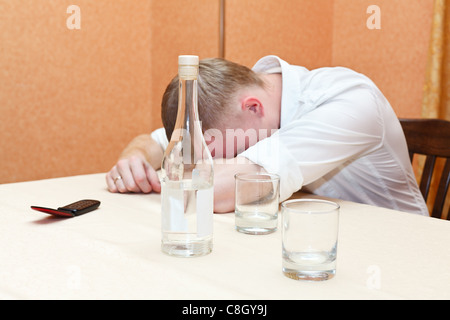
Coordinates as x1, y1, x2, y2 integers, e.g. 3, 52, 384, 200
234, 173, 280, 235
281, 199, 340, 281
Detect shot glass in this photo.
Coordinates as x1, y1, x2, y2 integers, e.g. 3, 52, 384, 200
234, 173, 280, 235
281, 199, 340, 281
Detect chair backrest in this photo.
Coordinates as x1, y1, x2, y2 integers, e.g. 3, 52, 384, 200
399, 118, 450, 219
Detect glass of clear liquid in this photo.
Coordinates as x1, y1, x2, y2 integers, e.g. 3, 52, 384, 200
281, 199, 340, 281
234, 173, 280, 235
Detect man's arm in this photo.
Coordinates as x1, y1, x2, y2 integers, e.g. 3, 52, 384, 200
106, 135, 265, 213
106, 134, 164, 193
213, 157, 265, 213
119, 134, 164, 169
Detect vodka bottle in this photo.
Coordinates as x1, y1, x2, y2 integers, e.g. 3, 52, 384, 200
160, 55, 214, 257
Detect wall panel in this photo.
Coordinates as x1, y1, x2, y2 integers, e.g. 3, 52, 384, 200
332, 0, 434, 118
0, 0, 436, 184
0, 0, 153, 183
150, 0, 220, 131
225, 0, 333, 69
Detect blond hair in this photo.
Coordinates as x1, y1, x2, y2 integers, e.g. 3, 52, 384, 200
161, 58, 265, 140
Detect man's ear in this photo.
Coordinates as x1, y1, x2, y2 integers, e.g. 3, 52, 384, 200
241, 97, 264, 117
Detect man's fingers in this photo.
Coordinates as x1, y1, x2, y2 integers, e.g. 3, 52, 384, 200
106, 157, 161, 194
145, 162, 161, 193
116, 158, 142, 193
106, 169, 118, 193
129, 156, 153, 193
106, 165, 129, 193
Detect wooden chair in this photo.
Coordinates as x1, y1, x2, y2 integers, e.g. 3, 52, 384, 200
399, 118, 450, 219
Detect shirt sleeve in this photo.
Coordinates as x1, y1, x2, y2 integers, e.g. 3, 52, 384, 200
150, 127, 169, 151
239, 86, 384, 201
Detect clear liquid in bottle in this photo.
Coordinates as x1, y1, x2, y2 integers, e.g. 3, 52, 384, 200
160, 55, 214, 257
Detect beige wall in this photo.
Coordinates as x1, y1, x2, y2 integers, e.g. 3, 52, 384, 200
150, 0, 219, 130
332, 0, 434, 118
0, 0, 218, 183
0, 0, 434, 183
225, 0, 333, 69
1, 1, 154, 183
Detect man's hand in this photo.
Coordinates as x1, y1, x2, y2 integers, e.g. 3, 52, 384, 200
106, 134, 266, 215
213, 157, 265, 213
106, 155, 161, 193
106, 134, 164, 194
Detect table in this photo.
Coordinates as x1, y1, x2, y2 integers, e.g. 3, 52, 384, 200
0, 173, 449, 300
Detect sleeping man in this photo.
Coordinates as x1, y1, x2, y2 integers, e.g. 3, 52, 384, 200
106, 55, 428, 216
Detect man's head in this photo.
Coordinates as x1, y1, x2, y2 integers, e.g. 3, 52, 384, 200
161, 58, 280, 158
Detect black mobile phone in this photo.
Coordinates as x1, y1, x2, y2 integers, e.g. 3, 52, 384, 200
31, 199, 100, 218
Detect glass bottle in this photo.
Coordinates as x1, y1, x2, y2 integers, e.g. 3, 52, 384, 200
160, 55, 214, 257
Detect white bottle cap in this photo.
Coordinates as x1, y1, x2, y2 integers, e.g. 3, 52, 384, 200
178, 55, 199, 79
178, 55, 199, 66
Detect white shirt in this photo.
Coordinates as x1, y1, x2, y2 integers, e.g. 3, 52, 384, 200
152, 55, 429, 216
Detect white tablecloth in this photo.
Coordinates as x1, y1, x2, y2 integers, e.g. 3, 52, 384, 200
0, 173, 449, 300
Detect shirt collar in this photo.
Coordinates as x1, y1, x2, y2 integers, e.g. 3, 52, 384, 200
252, 55, 308, 127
